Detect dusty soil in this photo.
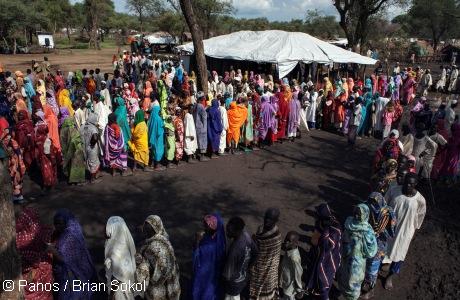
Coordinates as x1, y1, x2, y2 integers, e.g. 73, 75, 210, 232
0, 47, 130, 75
21, 127, 460, 300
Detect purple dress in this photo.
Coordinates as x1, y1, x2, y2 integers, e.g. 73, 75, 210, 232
287, 92, 301, 136
258, 96, 276, 140
207, 99, 223, 152
53, 209, 96, 300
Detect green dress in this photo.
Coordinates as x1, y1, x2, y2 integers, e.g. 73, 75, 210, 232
244, 102, 254, 143
164, 116, 176, 161
60, 117, 86, 183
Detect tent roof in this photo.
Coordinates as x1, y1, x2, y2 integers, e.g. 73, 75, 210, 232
176, 30, 377, 78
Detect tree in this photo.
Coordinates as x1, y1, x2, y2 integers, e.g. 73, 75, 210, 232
84, 0, 114, 49
126, 0, 163, 31
179, 0, 208, 94
395, 0, 460, 51
305, 10, 342, 39
333, 0, 407, 52
0, 159, 23, 300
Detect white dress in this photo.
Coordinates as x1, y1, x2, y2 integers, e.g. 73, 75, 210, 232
375, 97, 390, 132
385, 188, 426, 262
306, 92, 318, 123
183, 112, 198, 155
412, 135, 436, 176
218, 106, 229, 153
299, 92, 310, 131
436, 69, 447, 89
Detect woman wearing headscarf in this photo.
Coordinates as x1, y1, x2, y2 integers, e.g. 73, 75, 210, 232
24, 77, 36, 113
322, 91, 335, 130
143, 81, 153, 113
4, 131, 26, 202
227, 102, 248, 154
15, 110, 35, 169
114, 96, 131, 149
49, 209, 97, 300
338, 204, 377, 300
305, 203, 342, 299
136, 215, 181, 300
258, 95, 276, 144
60, 113, 86, 184
287, 88, 301, 141
207, 99, 223, 155
361, 193, 396, 299
402, 72, 416, 105
358, 90, 376, 137
80, 113, 100, 178
323, 77, 333, 97
16, 206, 53, 300
129, 110, 150, 171
147, 105, 165, 170
44, 105, 61, 153
105, 216, 136, 300
173, 108, 184, 163
46, 88, 60, 116
276, 85, 291, 140
58, 88, 75, 116
163, 111, 177, 168
243, 97, 254, 148
192, 213, 226, 300
34, 111, 58, 189
104, 113, 128, 176
37, 79, 47, 107
158, 79, 168, 118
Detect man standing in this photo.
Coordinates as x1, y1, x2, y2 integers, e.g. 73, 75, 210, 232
193, 92, 209, 161
218, 97, 229, 155
249, 208, 282, 300
420, 69, 432, 96
223, 217, 257, 300
384, 174, 426, 290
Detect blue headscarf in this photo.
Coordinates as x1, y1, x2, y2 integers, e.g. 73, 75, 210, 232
344, 203, 377, 258
207, 99, 223, 152
24, 77, 36, 113
113, 96, 131, 149
147, 105, 164, 162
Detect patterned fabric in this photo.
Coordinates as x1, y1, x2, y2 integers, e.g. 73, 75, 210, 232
173, 115, 184, 161
249, 225, 282, 300
15, 207, 53, 300
364, 192, 396, 287
104, 123, 128, 170
305, 203, 342, 298
60, 117, 86, 183
136, 215, 181, 300
338, 204, 377, 300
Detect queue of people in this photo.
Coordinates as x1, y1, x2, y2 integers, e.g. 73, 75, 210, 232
1, 52, 459, 300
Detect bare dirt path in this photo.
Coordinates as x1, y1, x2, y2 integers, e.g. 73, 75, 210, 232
22, 128, 460, 299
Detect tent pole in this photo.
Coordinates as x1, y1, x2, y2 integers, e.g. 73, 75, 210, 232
316, 64, 320, 89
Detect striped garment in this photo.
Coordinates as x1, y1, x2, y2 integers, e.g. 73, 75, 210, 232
249, 225, 282, 300
104, 124, 128, 170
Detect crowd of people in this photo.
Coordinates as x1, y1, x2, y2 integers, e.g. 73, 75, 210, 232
1, 50, 459, 300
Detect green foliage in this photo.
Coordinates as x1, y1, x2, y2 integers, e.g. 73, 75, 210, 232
394, 0, 460, 49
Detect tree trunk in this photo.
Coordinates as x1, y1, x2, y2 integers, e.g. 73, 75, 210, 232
179, 0, 208, 94
13, 38, 16, 55
0, 159, 23, 300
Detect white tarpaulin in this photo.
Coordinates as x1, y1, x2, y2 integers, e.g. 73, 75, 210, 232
176, 30, 377, 78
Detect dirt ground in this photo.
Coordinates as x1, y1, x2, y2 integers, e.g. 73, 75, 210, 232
21, 127, 460, 300
0, 47, 130, 75
4, 50, 458, 298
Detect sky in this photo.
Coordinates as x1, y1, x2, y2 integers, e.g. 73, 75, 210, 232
71, 0, 400, 22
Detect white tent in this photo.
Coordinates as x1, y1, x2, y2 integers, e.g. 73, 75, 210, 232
176, 30, 377, 78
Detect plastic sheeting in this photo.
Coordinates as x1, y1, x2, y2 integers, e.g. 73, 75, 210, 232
176, 30, 377, 78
